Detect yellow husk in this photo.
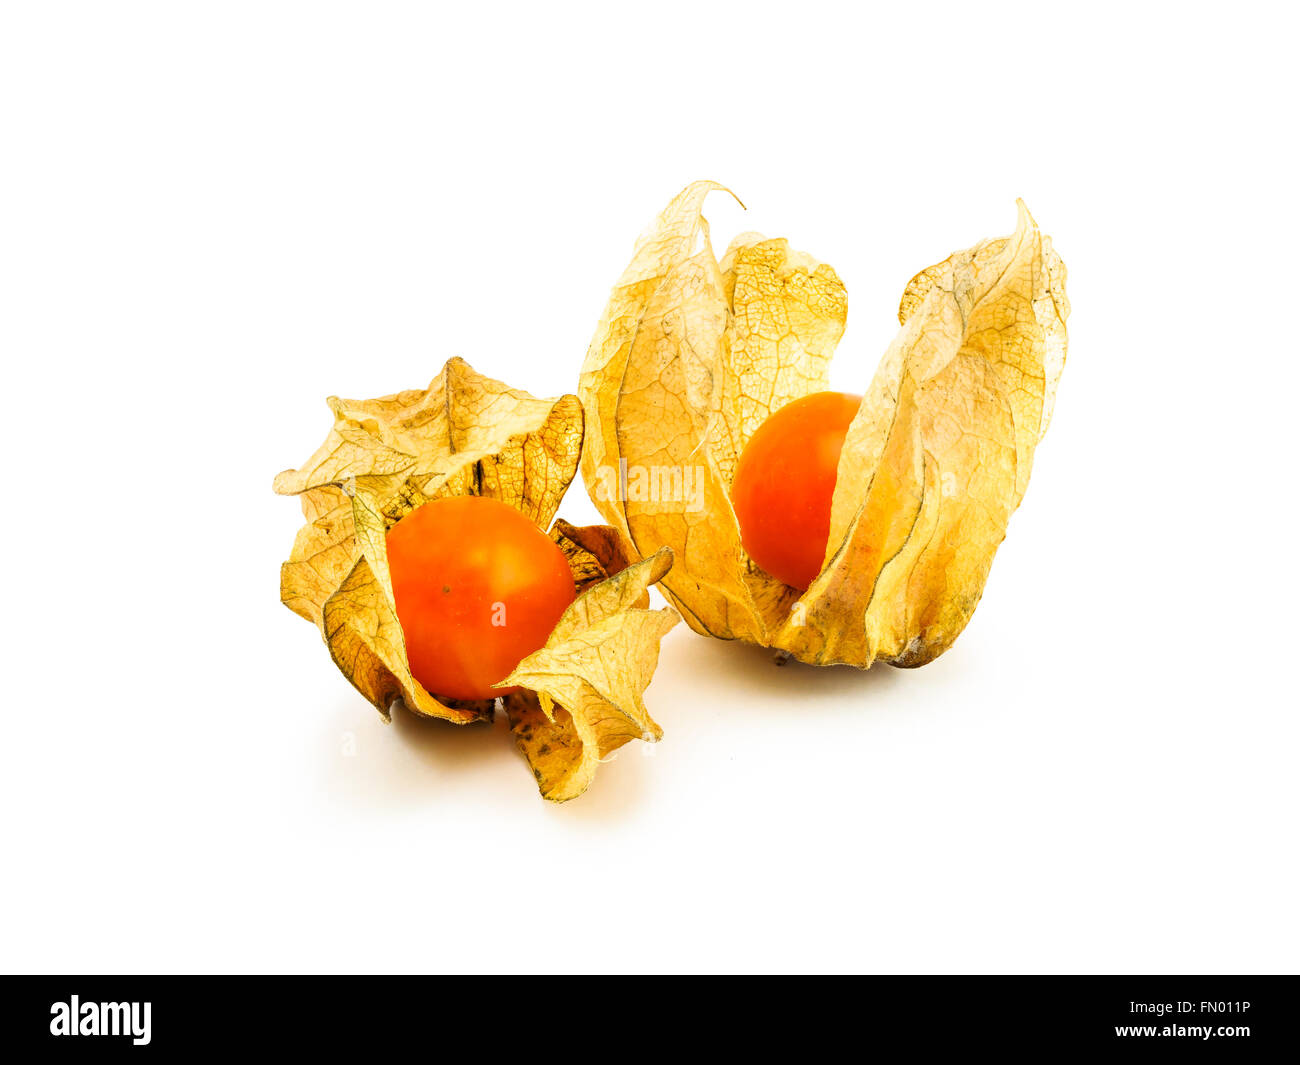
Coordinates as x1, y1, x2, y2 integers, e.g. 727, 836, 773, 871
580, 182, 1069, 668
274, 358, 678, 800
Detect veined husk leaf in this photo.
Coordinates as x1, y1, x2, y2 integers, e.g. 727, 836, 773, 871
501, 545, 676, 803
580, 182, 1068, 669
274, 358, 678, 799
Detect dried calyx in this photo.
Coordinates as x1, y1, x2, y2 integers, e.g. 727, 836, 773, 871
580, 181, 1069, 668
274, 358, 678, 800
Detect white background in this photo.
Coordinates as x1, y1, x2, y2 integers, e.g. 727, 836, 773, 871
3, 1, 1297, 974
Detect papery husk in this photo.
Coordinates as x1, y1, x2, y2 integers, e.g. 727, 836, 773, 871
274, 358, 678, 799
579, 182, 1068, 669
501, 544, 676, 803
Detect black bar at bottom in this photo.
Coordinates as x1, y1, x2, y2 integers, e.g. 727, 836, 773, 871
0, 975, 1291, 1053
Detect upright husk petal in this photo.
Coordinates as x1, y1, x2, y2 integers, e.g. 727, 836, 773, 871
780, 202, 1068, 666
581, 184, 1068, 670
579, 179, 732, 551
610, 240, 763, 642
868, 202, 1068, 664
712, 235, 847, 484
580, 182, 848, 646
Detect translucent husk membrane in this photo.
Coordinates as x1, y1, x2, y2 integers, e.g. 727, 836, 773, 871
580, 182, 1068, 668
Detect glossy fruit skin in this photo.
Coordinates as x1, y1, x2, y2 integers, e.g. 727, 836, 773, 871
729, 391, 862, 591
386, 496, 575, 702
